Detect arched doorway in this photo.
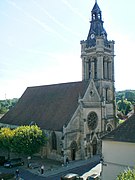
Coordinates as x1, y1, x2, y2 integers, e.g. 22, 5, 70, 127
92, 138, 97, 155
70, 141, 77, 161
71, 148, 76, 160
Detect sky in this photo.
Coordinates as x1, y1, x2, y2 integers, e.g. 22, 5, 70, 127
0, 0, 135, 100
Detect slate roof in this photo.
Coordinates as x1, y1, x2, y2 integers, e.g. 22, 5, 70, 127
0, 81, 89, 131
86, 2, 108, 48
102, 114, 135, 143
92, 2, 101, 14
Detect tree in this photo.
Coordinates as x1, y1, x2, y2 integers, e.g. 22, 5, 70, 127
0, 106, 7, 114
0, 98, 18, 114
0, 128, 15, 159
117, 97, 132, 116
0, 125, 47, 157
125, 91, 135, 103
116, 167, 135, 180
12, 125, 47, 156
116, 90, 135, 104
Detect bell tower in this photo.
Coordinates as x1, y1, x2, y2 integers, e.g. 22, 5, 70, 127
80, 1, 116, 134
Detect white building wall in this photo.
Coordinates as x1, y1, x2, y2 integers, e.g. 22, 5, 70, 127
102, 140, 135, 180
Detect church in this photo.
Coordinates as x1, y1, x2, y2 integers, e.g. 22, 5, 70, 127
0, 1, 116, 162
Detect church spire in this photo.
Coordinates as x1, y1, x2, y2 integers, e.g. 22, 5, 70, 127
86, 1, 107, 47
91, 1, 101, 20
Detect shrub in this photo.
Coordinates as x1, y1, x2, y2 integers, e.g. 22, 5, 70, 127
0, 173, 15, 180
116, 167, 135, 180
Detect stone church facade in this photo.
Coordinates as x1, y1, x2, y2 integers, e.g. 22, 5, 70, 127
0, 2, 116, 162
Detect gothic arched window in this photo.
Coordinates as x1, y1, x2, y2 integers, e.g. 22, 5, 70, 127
52, 131, 57, 150
105, 88, 108, 101
98, 13, 101, 19
103, 59, 105, 79
94, 59, 97, 79
107, 62, 109, 79
92, 14, 96, 20
88, 59, 91, 79
87, 112, 98, 130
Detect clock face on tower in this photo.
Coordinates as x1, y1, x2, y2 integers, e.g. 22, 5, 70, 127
87, 112, 98, 130
90, 34, 95, 39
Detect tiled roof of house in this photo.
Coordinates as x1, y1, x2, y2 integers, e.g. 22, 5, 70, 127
0, 81, 89, 131
102, 114, 135, 143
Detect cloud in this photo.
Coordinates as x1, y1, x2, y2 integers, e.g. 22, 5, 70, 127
6, 0, 70, 43
113, 32, 135, 91
61, 0, 87, 23
32, 0, 81, 37
0, 51, 81, 99
0, 10, 29, 25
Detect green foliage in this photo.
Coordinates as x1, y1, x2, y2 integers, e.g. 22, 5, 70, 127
0, 128, 15, 159
0, 106, 8, 114
0, 98, 18, 114
119, 119, 125, 124
125, 91, 135, 103
116, 90, 135, 104
117, 97, 132, 116
0, 127, 14, 149
116, 167, 135, 180
0, 173, 15, 179
116, 90, 135, 121
12, 125, 47, 156
0, 125, 47, 157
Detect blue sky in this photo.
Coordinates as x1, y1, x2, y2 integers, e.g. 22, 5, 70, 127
0, 0, 135, 99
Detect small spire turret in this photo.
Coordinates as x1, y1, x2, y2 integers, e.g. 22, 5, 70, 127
86, 1, 108, 47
